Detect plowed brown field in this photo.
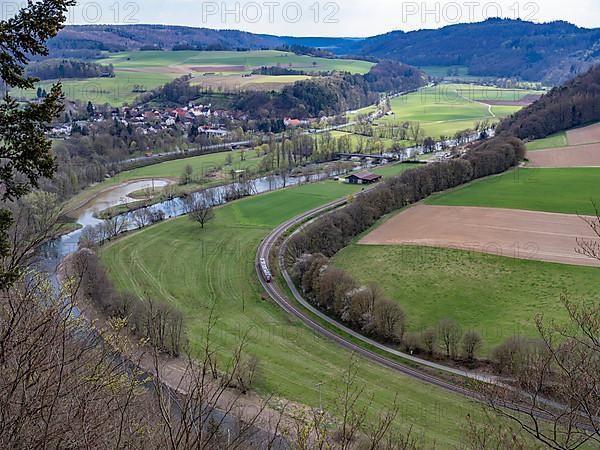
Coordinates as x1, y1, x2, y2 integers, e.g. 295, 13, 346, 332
527, 143, 600, 167
359, 205, 599, 267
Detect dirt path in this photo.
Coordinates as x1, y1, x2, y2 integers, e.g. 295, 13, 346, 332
359, 205, 600, 267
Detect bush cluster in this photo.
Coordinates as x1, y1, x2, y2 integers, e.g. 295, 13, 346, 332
291, 254, 406, 344
71, 250, 185, 356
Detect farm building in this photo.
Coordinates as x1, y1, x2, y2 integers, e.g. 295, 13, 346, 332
345, 171, 382, 185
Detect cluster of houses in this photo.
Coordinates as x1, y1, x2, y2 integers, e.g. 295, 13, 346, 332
50, 103, 232, 139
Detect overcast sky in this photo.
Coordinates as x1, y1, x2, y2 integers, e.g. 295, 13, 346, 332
54, 0, 600, 36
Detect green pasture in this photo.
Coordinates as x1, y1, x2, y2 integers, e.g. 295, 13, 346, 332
426, 167, 600, 215
99, 179, 511, 447
13, 71, 177, 106
526, 132, 569, 151
376, 84, 494, 137
419, 66, 469, 78
333, 244, 599, 355
99, 50, 374, 74
456, 85, 542, 102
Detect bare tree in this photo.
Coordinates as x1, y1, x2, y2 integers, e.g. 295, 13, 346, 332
373, 299, 406, 342
421, 329, 436, 356
438, 319, 461, 358
104, 210, 129, 238
575, 200, 600, 260
132, 206, 152, 229
479, 208, 600, 449
285, 356, 418, 450
462, 330, 482, 361
409, 122, 424, 145
2, 191, 62, 276
180, 164, 194, 185
482, 295, 599, 450
184, 195, 215, 229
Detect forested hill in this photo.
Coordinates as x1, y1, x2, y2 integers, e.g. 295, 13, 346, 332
349, 19, 600, 84
234, 60, 426, 119
50, 20, 600, 83
47, 25, 284, 59
497, 63, 600, 140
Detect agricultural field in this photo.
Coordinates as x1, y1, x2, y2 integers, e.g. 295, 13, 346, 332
190, 74, 310, 92
526, 132, 568, 150
333, 241, 600, 354
425, 167, 600, 215
331, 165, 600, 354
418, 66, 470, 78
100, 179, 486, 448
359, 204, 598, 267
455, 85, 542, 105
526, 123, 600, 167
15, 50, 374, 106
100, 50, 374, 74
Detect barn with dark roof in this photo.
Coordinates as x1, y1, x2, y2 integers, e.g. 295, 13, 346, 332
345, 171, 382, 185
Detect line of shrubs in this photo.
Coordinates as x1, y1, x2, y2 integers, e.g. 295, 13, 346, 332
69, 249, 185, 356
291, 253, 488, 361
291, 250, 546, 370
286, 135, 525, 260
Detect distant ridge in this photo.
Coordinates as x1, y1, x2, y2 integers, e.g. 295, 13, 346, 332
50, 19, 600, 83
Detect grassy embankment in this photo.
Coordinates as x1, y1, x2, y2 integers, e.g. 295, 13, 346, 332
63, 148, 267, 216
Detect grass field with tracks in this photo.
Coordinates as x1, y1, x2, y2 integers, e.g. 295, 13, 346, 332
375, 85, 501, 138
372, 84, 540, 139
100, 175, 490, 448
425, 167, 600, 215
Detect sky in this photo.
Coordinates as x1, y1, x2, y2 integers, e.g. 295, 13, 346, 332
11, 0, 599, 37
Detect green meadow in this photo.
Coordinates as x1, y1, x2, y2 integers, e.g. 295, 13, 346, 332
526, 132, 569, 150
425, 167, 600, 215
100, 179, 488, 448
376, 84, 493, 138
334, 243, 599, 354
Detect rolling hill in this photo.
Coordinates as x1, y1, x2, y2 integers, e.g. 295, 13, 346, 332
49, 19, 600, 84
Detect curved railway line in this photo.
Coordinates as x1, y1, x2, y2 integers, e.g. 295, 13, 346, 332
255, 197, 489, 400
255, 194, 598, 429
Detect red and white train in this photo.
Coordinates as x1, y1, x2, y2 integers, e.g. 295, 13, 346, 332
259, 257, 272, 283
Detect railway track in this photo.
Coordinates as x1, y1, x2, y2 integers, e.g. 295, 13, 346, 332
255, 198, 487, 400
254, 195, 597, 428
